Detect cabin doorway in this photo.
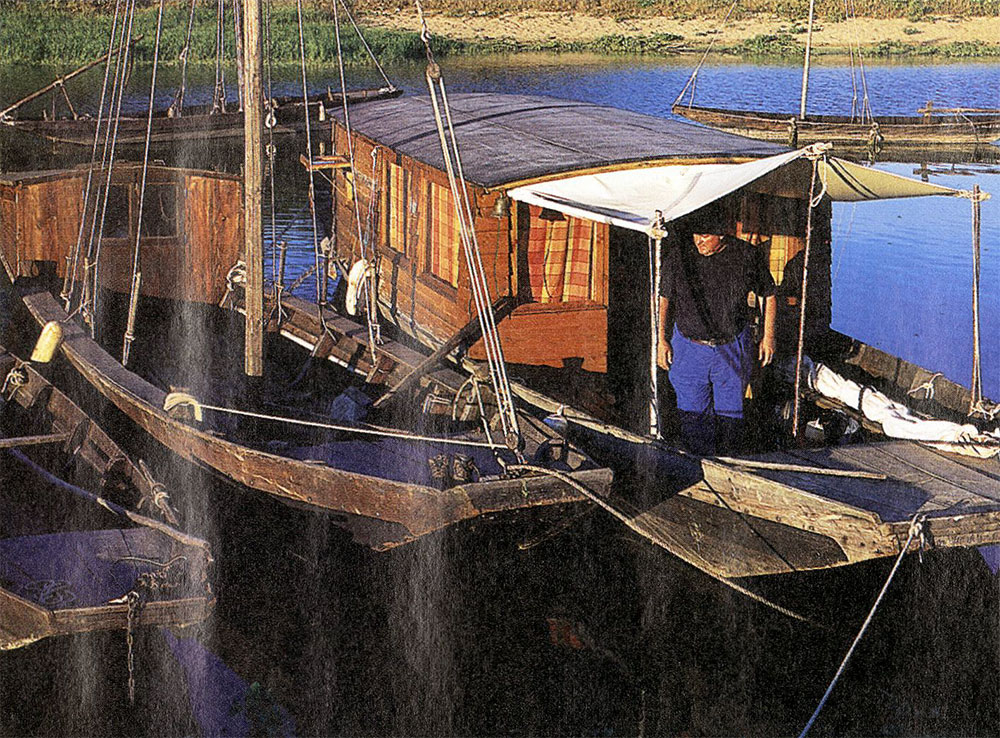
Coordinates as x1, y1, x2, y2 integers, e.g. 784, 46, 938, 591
606, 226, 660, 435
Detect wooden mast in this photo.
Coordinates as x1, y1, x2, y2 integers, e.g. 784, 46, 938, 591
242, 0, 263, 376
799, 0, 816, 120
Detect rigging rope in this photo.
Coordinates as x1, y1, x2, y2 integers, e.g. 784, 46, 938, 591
122, 0, 166, 367
63, 0, 124, 311
91, 0, 139, 339
337, 0, 394, 90
168, 397, 501, 450
213, 0, 227, 113
169, 0, 198, 117
332, 0, 381, 363
673, 0, 741, 108
798, 514, 926, 737
415, 0, 521, 449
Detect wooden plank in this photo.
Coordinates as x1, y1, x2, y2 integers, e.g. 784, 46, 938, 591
630, 488, 853, 578
373, 296, 514, 410
0, 432, 71, 449
694, 459, 899, 563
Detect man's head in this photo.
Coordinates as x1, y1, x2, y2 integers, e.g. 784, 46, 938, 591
692, 232, 726, 255
686, 207, 729, 255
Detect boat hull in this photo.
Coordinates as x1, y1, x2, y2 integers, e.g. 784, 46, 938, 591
671, 103, 1000, 148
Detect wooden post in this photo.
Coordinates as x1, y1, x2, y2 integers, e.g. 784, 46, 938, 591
243, 0, 264, 376
799, 0, 816, 120
970, 183, 982, 411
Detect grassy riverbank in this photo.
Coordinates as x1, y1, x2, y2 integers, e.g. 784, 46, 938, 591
1, 2, 999, 64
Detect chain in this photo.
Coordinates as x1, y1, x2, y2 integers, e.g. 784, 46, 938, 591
125, 589, 141, 704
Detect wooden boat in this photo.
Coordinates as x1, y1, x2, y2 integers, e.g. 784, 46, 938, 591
669, 102, 1000, 150
0, 160, 611, 550
315, 91, 1000, 577
2, 87, 402, 147
0, 346, 213, 650
669, 0, 1000, 150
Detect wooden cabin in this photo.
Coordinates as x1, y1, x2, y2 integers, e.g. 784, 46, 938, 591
327, 93, 832, 427
0, 164, 241, 306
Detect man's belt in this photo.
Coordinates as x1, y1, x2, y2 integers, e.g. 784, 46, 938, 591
681, 330, 742, 347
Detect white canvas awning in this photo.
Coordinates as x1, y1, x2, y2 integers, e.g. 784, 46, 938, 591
506, 148, 966, 234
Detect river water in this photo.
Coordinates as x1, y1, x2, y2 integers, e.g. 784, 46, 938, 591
1, 55, 999, 736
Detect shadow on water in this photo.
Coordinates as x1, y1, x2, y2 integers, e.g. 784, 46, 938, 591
2, 58, 1000, 736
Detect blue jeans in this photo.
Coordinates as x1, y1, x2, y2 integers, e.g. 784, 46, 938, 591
668, 325, 753, 454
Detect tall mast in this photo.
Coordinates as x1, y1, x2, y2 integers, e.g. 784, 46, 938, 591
799, 0, 816, 120
242, 0, 263, 376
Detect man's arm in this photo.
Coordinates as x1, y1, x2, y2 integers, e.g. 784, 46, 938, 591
658, 295, 672, 370
758, 294, 777, 366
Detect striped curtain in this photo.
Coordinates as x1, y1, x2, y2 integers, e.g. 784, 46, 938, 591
428, 182, 460, 287
527, 206, 595, 303
387, 163, 408, 255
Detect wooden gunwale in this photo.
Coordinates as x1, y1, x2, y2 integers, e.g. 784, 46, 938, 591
671, 103, 1000, 146
1, 353, 214, 649
4, 87, 401, 147
22, 291, 607, 544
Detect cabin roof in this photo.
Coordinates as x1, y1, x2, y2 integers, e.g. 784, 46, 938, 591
332, 93, 787, 188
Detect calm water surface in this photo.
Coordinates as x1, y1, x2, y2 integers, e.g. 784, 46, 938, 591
1, 56, 999, 736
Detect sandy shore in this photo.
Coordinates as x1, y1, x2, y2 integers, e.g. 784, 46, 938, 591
363, 9, 1000, 52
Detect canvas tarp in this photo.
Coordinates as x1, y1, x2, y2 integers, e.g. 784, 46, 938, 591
506, 149, 964, 234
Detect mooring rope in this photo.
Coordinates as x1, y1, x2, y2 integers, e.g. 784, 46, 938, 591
505, 463, 818, 625
337, 0, 394, 90
798, 513, 926, 737
213, 0, 227, 113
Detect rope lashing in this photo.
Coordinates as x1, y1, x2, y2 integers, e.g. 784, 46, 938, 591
647, 211, 666, 438
137, 458, 178, 525
907, 372, 943, 401
798, 513, 927, 738
2, 365, 27, 397
161, 391, 501, 450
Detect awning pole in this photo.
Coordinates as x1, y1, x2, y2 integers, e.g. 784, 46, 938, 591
792, 156, 823, 438
648, 212, 665, 438
970, 183, 983, 414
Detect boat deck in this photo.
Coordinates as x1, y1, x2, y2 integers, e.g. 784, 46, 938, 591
0, 527, 212, 650
631, 441, 1000, 578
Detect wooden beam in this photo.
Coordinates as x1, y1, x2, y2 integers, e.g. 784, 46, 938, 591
0, 36, 142, 119
0, 432, 72, 449
242, 0, 264, 376
373, 297, 515, 410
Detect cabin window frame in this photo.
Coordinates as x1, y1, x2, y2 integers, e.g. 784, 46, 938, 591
422, 180, 461, 294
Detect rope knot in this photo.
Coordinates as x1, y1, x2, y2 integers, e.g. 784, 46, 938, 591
2, 366, 27, 397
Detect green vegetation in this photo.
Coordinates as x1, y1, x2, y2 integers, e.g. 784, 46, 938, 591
1, 1, 999, 63
0, 4, 463, 64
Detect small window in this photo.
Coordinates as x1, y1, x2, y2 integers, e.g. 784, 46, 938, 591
102, 185, 130, 240
427, 182, 460, 287
526, 205, 596, 303
140, 184, 177, 238
386, 163, 409, 256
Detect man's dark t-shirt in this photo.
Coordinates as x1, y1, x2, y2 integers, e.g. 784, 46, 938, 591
660, 235, 776, 342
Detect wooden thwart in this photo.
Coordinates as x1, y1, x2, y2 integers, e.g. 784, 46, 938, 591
0, 432, 71, 449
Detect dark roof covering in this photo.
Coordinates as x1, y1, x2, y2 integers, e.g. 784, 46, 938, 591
333, 93, 787, 188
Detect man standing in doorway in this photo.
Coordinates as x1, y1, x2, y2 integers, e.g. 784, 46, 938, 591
657, 210, 777, 455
